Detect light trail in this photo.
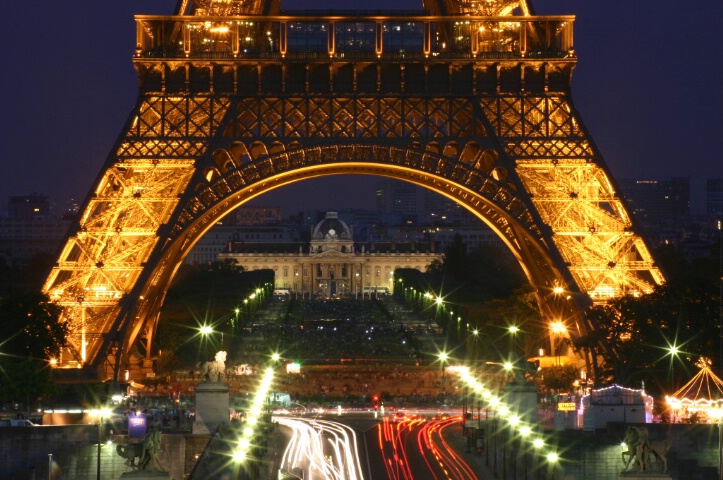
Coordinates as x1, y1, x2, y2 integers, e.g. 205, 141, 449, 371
418, 416, 479, 480
276, 416, 366, 480
377, 416, 419, 480
375, 414, 478, 480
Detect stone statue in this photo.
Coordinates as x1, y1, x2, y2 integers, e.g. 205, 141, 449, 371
197, 351, 227, 383
138, 427, 163, 471
116, 443, 145, 469
116, 426, 166, 471
506, 353, 538, 384
621, 426, 671, 474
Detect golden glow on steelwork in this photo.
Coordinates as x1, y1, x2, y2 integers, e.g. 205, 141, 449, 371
41, 2, 662, 381
515, 160, 664, 300
42, 158, 196, 371
134, 14, 574, 62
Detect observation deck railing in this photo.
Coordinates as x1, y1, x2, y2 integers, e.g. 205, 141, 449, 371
134, 14, 574, 62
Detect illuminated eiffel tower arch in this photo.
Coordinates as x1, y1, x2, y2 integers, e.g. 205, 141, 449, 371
43, 0, 664, 382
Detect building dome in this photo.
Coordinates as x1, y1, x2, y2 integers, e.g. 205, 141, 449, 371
311, 212, 352, 242
310, 212, 354, 253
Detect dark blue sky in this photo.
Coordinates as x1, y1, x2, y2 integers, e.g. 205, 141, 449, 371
2, 0, 721, 214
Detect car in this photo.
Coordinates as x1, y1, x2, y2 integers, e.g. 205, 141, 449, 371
392, 412, 406, 423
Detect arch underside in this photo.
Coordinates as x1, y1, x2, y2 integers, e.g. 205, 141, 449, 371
43, 87, 662, 380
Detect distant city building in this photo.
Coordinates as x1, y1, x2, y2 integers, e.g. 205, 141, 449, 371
219, 211, 442, 297
707, 178, 722, 216
231, 205, 282, 225
375, 179, 420, 218
618, 178, 690, 223
185, 223, 298, 265
8, 194, 51, 219
429, 227, 505, 252
374, 179, 478, 227
0, 195, 71, 267
618, 177, 720, 256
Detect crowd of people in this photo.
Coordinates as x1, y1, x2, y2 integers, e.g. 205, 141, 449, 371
129, 296, 462, 413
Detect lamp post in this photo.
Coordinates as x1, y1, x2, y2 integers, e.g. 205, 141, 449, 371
508, 415, 520, 480
520, 426, 532, 480
546, 452, 559, 480
508, 325, 519, 354
550, 321, 566, 366
199, 325, 213, 361
667, 344, 680, 392
533, 438, 544, 480
489, 397, 500, 477
438, 352, 448, 404
434, 296, 444, 329
472, 329, 480, 361
92, 407, 111, 480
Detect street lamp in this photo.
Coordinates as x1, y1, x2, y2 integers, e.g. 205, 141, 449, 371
438, 352, 448, 403
200, 325, 213, 336
667, 344, 680, 392
546, 452, 559, 480
550, 321, 566, 366
508, 325, 520, 356
520, 426, 532, 480
533, 438, 545, 480
199, 325, 214, 358
489, 397, 500, 477
471, 329, 480, 362
91, 407, 111, 480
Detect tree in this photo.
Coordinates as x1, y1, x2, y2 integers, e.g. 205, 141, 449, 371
0, 292, 66, 359
569, 238, 721, 392
460, 288, 542, 361
0, 292, 66, 409
537, 365, 579, 392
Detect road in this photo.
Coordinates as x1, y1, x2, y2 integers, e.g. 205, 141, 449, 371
274, 410, 481, 480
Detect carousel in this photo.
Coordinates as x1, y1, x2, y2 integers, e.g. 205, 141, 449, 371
665, 357, 723, 423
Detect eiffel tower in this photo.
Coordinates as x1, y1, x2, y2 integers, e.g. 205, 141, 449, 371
42, 0, 664, 382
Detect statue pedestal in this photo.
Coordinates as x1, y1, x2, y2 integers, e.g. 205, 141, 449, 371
193, 382, 230, 434
120, 472, 173, 480
619, 474, 672, 480
503, 383, 538, 424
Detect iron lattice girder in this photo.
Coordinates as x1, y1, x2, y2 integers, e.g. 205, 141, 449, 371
515, 160, 663, 297
43, 159, 196, 366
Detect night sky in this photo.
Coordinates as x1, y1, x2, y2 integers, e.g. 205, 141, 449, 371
2, 0, 721, 215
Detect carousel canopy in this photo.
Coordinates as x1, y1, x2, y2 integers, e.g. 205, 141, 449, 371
666, 358, 723, 414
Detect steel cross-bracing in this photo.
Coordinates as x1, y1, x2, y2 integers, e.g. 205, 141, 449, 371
42, 0, 663, 382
